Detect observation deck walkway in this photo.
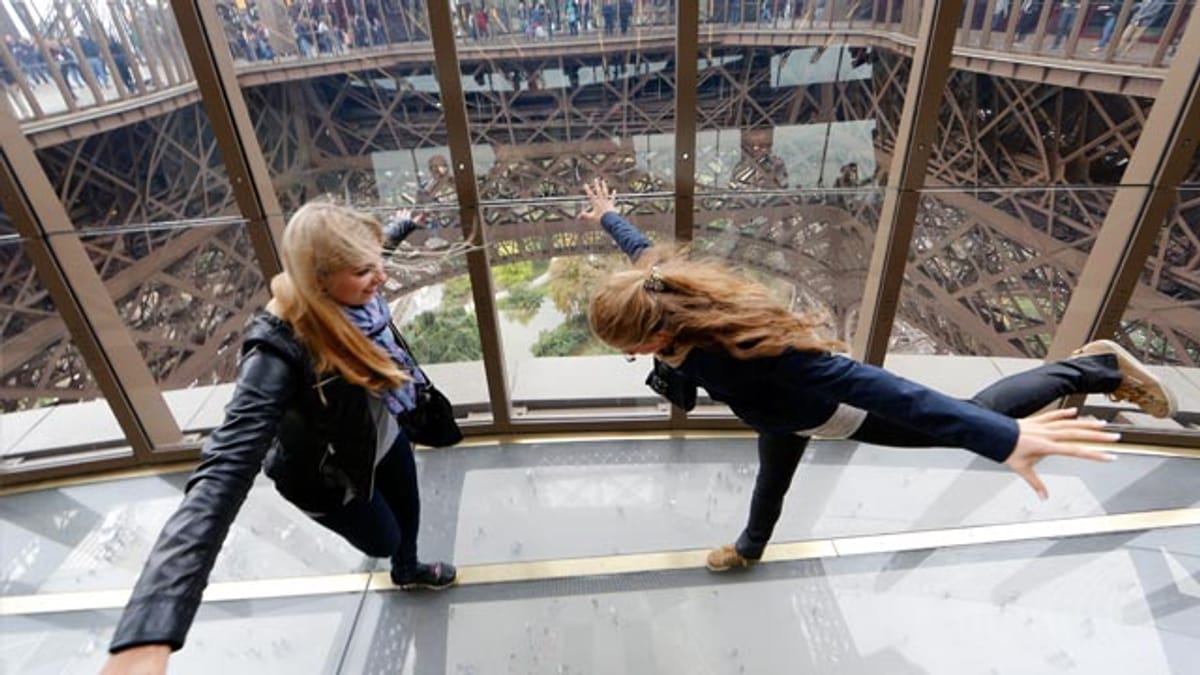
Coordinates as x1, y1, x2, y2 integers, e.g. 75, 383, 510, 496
8, 3, 1190, 149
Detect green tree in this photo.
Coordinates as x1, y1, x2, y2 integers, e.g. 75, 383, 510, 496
401, 307, 483, 363
442, 275, 472, 307
546, 254, 623, 316
531, 314, 595, 357
531, 314, 618, 357
492, 260, 549, 290
499, 284, 544, 325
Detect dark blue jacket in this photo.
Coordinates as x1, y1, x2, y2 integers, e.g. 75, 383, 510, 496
599, 211, 1019, 462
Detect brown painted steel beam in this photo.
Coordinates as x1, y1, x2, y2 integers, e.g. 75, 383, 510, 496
852, 0, 963, 364
0, 106, 184, 468
22, 88, 203, 150
168, 0, 284, 278
686, 0, 726, 434
424, 0, 512, 429
1049, 9, 1200, 361
674, 0, 699, 243
2, 226, 216, 372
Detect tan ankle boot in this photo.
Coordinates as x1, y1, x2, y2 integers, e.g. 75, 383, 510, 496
1072, 340, 1178, 418
706, 544, 756, 572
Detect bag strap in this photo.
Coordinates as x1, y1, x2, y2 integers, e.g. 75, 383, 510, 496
387, 320, 415, 360
388, 321, 432, 385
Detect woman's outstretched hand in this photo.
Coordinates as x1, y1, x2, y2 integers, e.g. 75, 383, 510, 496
579, 177, 617, 226
393, 208, 426, 226
1005, 408, 1119, 500
99, 645, 170, 675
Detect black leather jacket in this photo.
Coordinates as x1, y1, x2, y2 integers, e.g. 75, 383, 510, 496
110, 312, 393, 653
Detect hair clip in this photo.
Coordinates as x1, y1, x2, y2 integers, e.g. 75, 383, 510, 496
643, 266, 667, 292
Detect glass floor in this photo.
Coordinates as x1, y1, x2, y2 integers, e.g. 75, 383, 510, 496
3, 436, 1198, 674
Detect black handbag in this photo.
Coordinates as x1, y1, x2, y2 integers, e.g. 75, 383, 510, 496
397, 383, 463, 448
388, 323, 464, 448
645, 357, 698, 411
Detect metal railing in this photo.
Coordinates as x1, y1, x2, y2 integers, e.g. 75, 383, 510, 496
3, 0, 1189, 126
0, 0, 192, 121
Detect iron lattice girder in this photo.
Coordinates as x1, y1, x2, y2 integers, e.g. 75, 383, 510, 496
2, 109, 258, 408
865, 51, 1196, 364
252, 48, 1195, 362
6, 46, 1200, 410
17, 26, 1169, 151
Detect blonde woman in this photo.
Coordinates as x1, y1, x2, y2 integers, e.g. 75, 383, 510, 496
580, 177, 1175, 572
101, 203, 455, 675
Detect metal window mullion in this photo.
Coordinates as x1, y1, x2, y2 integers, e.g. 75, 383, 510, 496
127, 2, 165, 89
1048, 8, 1200, 360
0, 107, 183, 462
674, 0, 699, 243
979, 0, 998, 47
424, 0, 512, 429
959, 0, 976, 46
1063, 0, 1094, 59
1101, 1, 1135, 63
1029, 0, 1056, 52
1150, 0, 1188, 67
155, 0, 188, 85
672, 0, 699, 428
1001, 0, 1022, 49
168, 0, 285, 279
851, 0, 962, 365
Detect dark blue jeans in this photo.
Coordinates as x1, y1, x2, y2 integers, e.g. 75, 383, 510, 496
1052, 4, 1079, 47
312, 433, 422, 575
734, 354, 1123, 558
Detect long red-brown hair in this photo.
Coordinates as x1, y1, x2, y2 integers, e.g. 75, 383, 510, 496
589, 245, 845, 359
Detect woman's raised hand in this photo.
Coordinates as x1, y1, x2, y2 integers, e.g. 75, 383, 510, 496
394, 208, 426, 225
99, 644, 171, 675
1005, 408, 1119, 500
579, 177, 617, 226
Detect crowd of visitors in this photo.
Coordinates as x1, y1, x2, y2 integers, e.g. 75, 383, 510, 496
2, 32, 141, 98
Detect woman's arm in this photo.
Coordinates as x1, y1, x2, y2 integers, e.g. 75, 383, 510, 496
383, 208, 426, 249
579, 177, 652, 262
104, 346, 298, 661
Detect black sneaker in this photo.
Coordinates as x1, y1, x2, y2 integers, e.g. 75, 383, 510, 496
392, 561, 457, 590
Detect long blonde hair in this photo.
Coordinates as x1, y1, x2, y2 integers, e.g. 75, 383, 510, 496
588, 246, 845, 359
268, 201, 408, 391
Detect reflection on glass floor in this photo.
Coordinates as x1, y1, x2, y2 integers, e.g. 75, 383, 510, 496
2, 436, 1199, 674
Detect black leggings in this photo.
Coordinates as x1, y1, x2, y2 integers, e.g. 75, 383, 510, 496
312, 433, 422, 575
734, 354, 1123, 558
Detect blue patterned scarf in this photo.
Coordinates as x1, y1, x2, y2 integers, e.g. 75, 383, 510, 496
342, 294, 426, 414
